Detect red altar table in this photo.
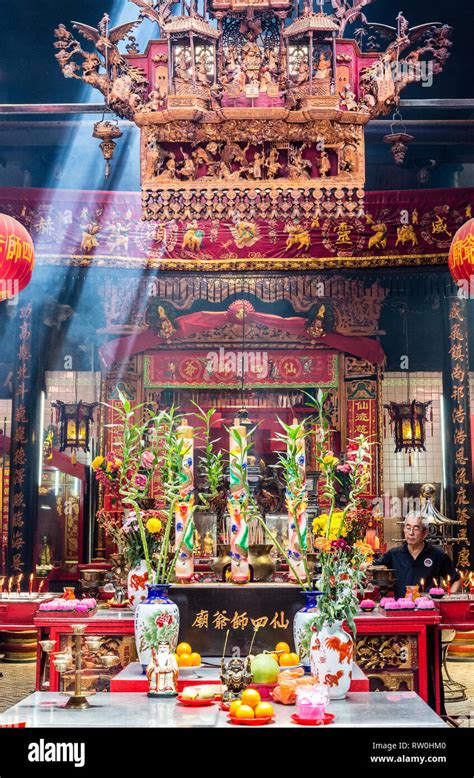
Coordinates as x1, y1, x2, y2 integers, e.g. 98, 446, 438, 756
33, 607, 441, 711
0, 595, 54, 631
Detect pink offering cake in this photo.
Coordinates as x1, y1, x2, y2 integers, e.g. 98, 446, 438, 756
360, 599, 376, 612
398, 598, 415, 610
415, 597, 435, 610
383, 599, 400, 610
428, 588, 445, 599
38, 597, 97, 617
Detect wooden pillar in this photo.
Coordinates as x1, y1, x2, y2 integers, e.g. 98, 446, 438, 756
190, 33, 196, 90
442, 295, 474, 569
7, 298, 42, 577
331, 30, 336, 95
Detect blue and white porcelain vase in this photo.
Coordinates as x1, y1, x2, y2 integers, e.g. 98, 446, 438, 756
134, 584, 179, 671
293, 590, 323, 670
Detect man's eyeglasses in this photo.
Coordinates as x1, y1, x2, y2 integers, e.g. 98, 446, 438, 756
405, 526, 423, 533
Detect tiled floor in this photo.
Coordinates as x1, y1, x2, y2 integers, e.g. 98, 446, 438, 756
444, 659, 474, 726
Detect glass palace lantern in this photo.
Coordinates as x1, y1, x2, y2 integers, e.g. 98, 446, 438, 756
52, 400, 97, 454
384, 399, 432, 454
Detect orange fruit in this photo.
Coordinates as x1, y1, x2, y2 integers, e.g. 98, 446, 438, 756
254, 701, 274, 718
279, 652, 293, 667
176, 642, 192, 656
289, 652, 300, 665
275, 641, 290, 654
190, 652, 201, 666
178, 653, 192, 667
235, 704, 255, 719
241, 688, 261, 708
229, 699, 242, 717
270, 652, 279, 664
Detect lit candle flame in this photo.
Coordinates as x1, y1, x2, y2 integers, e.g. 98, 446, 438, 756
38, 580, 44, 594
29, 573, 34, 594
7, 577, 12, 593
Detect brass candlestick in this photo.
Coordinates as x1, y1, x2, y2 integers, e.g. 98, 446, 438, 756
39, 639, 57, 690
43, 624, 119, 710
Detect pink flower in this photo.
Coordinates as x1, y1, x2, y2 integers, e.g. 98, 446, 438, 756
336, 463, 351, 474
134, 473, 147, 489
141, 450, 154, 469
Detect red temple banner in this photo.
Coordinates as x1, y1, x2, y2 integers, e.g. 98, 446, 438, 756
346, 379, 378, 496
144, 349, 338, 388
1, 186, 472, 271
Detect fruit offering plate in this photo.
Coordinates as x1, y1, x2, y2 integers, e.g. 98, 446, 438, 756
109, 600, 130, 608
178, 665, 203, 676
176, 695, 216, 707
291, 712, 335, 726
228, 715, 274, 726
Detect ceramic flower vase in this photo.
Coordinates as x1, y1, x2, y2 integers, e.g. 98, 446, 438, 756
309, 621, 353, 699
127, 560, 149, 611
293, 590, 323, 669
134, 584, 180, 672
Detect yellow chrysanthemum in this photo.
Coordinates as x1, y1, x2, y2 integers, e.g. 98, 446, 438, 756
322, 454, 339, 466
91, 455, 104, 471
312, 511, 347, 538
314, 537, 331, 553
146, 517, 163, 534
354, 541, 374, 560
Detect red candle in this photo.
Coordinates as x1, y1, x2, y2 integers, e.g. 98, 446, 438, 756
420, 578, 425, 593
38, 580, 44, 594
16, 573, 23, 594
447, 575, 451, 596
29, 574, 33, 595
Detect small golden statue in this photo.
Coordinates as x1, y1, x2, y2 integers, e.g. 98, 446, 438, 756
193, 528, 201, 555
203, 530, 215, 556
37, 535, 53, 574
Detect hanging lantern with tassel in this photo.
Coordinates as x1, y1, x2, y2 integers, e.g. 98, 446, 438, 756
384, 399, 432, 464
383, 110, 414, 165
92, 118, 122, 178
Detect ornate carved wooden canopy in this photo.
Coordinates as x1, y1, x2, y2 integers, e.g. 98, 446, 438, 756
54, 1, 452, 222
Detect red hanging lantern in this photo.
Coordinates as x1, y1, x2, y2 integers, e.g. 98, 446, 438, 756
0, 214, 35, 300
448, 218, 474, 286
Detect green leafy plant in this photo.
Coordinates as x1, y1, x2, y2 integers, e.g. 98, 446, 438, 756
192, 403, 225, 512
100, 390, 196, 585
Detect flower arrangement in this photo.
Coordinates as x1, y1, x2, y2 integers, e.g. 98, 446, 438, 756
308, 389, 374, 634
94, 391, 196, 585
91, 453, 123, 493
96, 507, 165, 569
